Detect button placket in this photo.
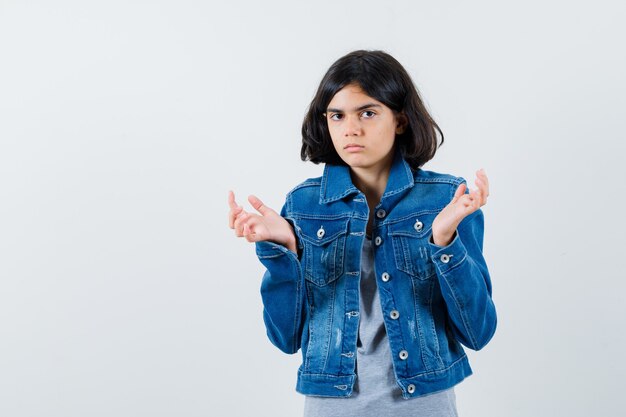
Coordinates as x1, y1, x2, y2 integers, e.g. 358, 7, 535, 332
374, 236, 382, 246
390, 310, 400, 320
399, 350, 409, 360
376, 209, 386, 219
381, 272, 390, 282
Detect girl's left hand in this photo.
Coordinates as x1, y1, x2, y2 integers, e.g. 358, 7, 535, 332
431, 168, 490, 246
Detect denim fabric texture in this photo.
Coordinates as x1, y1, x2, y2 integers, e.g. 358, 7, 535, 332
255, 150, 497, 399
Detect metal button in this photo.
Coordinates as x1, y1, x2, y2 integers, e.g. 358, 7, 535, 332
407, 384, 416, 394
381, 272, 390, 282
390, 310, 400, 320
440, 254, 452, 263
374, 236, 382, 246
316, 227, 325, 239
376, 209, 386, 219
399, 350, 409, 360
414, 220, 423, 232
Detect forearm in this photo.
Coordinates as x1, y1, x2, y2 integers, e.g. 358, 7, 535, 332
256, 240, 306, 354
428, 212, 497, 350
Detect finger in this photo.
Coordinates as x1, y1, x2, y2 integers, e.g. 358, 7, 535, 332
474, 177, 489, 205
451, 183, 466, 203
248, 195, 274, 216
228, 205, 243, 229
243, 223, 258, 243
475, 174, 489, 196
476, 169, 490, 195
471, 186, 483, 209
244, 222, 265, 243
233, 211, 249, 237
228, 190, 239, 210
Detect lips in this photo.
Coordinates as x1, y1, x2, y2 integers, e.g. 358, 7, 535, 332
344, 143, 364, 150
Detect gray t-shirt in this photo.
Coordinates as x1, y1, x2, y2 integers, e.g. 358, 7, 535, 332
303, 238, 459, 417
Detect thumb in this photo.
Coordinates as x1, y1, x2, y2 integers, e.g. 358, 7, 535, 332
248, 195, 274, 216
451, 183, 466, 203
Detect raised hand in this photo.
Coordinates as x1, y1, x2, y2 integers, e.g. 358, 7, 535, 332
228, 190, 297, 253
431, 168, 490, 246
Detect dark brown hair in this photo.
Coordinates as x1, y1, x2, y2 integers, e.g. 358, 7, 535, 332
301, 50, 444, 170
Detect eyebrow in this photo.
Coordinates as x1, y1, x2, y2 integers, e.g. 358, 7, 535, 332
326, 103, 383, 113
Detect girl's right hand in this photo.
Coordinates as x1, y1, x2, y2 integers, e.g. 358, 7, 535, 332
228, 190, 297, 253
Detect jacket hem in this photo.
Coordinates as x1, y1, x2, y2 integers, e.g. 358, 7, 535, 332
294, 355, 472, 399
295, 371, 357, 397
397, 354, 473, 399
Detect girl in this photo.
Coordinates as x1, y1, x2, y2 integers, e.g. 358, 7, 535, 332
227, 50, 496, 417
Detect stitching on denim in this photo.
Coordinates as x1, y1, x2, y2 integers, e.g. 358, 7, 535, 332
345, 271, 360, 276
426, 278, 443, 367
413, 176, 461, 185
299, 370, 356, 379
292, 259, 303, 353
385, 210, 443, 226
403, 353, 468, 379
293, 213, 368, 221
401, 236, 412, 275
411, 277, 432, 372
380, 159, 415, 198
320, 165, 330, 199
320, 280, 337, 371
319, 184, 360, 204
320, 184, 359, 202
382, 182, 412, 198
440, 258, 478, 348
288, 179, 322, 195
303, 302, 314, 371
294, 213, 352, 220
300, 227, 348, 247
257, 252, 284, 259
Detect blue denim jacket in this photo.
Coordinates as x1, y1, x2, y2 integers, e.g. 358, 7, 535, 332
255, 150, 497, 399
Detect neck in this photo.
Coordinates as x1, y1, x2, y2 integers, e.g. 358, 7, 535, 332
350, 153, 394, 208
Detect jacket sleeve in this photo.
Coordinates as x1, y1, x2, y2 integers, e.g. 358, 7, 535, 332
254, 198, 306, 354
428, 204, 497, 351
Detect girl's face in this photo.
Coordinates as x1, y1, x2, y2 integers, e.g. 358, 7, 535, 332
325, 83, 405, 174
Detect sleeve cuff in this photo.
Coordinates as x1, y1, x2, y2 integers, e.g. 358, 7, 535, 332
428, 230, 468, 273
255, 240, 295, 259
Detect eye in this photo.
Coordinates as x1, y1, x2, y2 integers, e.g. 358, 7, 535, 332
329, 113, 343, 121
361, 110, 376, 119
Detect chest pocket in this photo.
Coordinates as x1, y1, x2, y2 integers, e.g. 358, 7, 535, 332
388, 212, 439, 280
298, 218, 349, 286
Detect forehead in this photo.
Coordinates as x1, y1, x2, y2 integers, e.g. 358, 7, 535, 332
327, 84, 385, 110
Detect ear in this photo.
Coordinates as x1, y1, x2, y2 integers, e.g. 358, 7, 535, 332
395, 112, 408, 135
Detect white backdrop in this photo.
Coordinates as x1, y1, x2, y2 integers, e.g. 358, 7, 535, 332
1, 1, 624, 416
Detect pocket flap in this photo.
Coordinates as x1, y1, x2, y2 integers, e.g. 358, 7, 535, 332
388, 211, 439, 239
298, 218, 350, 246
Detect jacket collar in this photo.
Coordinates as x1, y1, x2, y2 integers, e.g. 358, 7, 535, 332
319, 148, 415, 204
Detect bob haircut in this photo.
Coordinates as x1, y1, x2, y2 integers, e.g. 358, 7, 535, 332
301, 50, 444, 170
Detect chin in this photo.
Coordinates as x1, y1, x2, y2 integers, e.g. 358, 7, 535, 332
340, 154, 369, 168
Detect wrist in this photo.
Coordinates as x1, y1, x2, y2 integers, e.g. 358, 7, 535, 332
285, 235, 297, 253
432, 229, 457, 247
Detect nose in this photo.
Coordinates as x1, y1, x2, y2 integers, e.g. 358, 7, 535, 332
343, 115, 362, 136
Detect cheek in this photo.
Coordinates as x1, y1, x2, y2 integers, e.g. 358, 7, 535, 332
375, 124, 397, 147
